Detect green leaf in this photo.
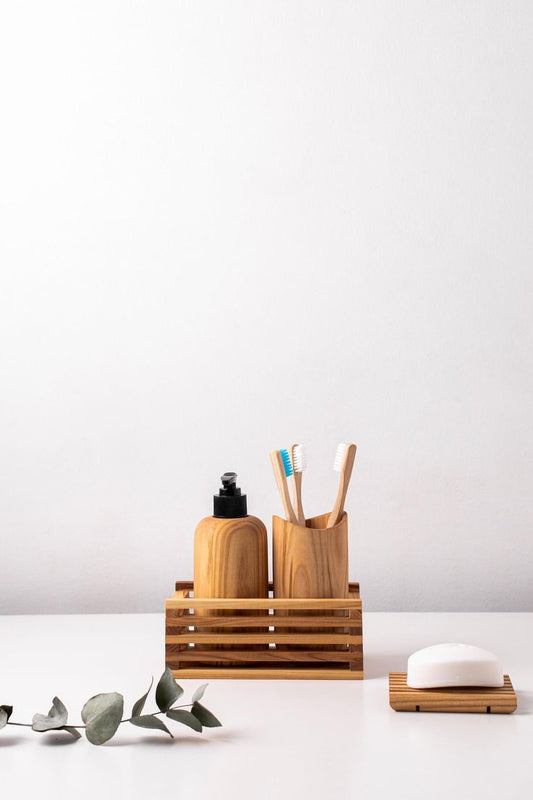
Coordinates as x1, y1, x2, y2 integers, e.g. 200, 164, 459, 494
155, 668, 183, 712
191, 702, 222, 728
81, 692, 124, 745
0, 705, 13, 730
63, 726, 82, 740
166, 708, 202, 732
192, 683, 208, 704
131, 677, 153, 718
129, 715, 173, 737
32, 697, 68, 731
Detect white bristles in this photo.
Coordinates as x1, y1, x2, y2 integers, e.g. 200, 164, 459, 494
292, 444, 307, 472
333, 442, 348, 472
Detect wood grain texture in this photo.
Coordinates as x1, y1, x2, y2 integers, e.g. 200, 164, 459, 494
272, 512, 348, 598
167, 613, 361, 628
167, 596, 361, 610
166, 648, 363, 662
389, 672, 517, 713
166, 632, 362, 645
194, 514, 268, 662
163, 589, 188, 672
194, 514, 268, 599
166, 668, 365, 680
164, 582, 364, 679
290, 443, 306, 525
273, 511, 349, 650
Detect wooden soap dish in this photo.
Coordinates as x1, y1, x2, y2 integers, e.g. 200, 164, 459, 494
389, 672, 517, 714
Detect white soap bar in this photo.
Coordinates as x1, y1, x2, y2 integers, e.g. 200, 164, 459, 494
407, 643, 504, 689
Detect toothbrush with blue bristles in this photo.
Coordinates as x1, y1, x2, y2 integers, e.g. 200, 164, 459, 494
270, 448, 297, 523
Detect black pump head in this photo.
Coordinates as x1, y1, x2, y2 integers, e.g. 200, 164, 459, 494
213, 473, 248, 518
220, 472, 238, 493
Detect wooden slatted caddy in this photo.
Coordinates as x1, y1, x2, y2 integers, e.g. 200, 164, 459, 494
165, 581, 363, 679
389, 672, 517, 713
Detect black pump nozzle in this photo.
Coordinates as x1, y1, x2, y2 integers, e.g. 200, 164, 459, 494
220, 472, 239, 494
213, 473, 248, 518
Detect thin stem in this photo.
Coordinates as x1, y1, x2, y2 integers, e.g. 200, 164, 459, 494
8, 721, 86, 729
121, 703, 193, 724
6, 704, 194, 730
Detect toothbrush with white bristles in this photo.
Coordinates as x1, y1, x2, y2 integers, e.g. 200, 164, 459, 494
290, 443, 307, 526
270, 448, 298, 523
327, 442, 357, 528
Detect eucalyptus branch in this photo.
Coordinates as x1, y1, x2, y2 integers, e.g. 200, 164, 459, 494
5, 721, 33, 728
120, 701, 195, 724
0, 669, 221, 745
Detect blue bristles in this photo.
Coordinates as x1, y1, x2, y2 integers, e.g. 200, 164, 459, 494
279, 448, 293, 477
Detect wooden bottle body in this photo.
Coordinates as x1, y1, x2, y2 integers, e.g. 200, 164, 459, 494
194, 514, 268, 599
194, 514, 268, 661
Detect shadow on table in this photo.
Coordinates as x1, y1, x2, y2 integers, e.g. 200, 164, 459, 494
0, 735, 26, 747
364, 652, 406, 679
104, 730, 244, 747
41, 734, 81, 746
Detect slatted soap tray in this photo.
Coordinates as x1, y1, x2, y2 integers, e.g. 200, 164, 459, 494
165, 581, 363, 679
389, 672, 517, 713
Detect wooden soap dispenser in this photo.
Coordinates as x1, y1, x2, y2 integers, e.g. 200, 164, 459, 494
193, 473, 268, 656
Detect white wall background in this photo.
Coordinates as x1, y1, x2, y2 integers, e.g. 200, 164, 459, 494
1, 1, 532, 613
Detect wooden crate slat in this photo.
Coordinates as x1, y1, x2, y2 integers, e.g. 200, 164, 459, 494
389, 673, 516, 713
170, 667, 364, 679
166, 597, 362, 611
166, 646, 362, 662
167, 657, 363, 671
176, 581, 361, 595
166, 632, 362, 645
166, 612, 360, 628
165, 626, 362, 638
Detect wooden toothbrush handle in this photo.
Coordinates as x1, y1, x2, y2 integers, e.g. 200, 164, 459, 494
290, 443, 306, 526
292, 471, 305, 526
270, 451, 297, 524
327, 444, 357, 528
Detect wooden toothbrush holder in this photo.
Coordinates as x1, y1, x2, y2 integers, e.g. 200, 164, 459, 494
272, 511, 349, 599
272, 512, 349, 651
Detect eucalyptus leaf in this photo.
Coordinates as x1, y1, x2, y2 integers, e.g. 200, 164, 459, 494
166, 709, 202, 732
32, 697, 68, 732
129, 715, 173, 737
192, 683, 208, 704
155, 668, 183, 712
63, 726, 82, 740
191, 702, 222, 728
132, 677, 153, 718
0, 705, 13, 730
81, 692, 124, 745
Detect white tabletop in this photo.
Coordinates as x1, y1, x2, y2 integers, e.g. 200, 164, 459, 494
1, 612, 531, 799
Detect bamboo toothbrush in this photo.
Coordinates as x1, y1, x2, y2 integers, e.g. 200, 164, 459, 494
290, 443, 307, 526
327, 442, 357, 528
270, 449, 298, 523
